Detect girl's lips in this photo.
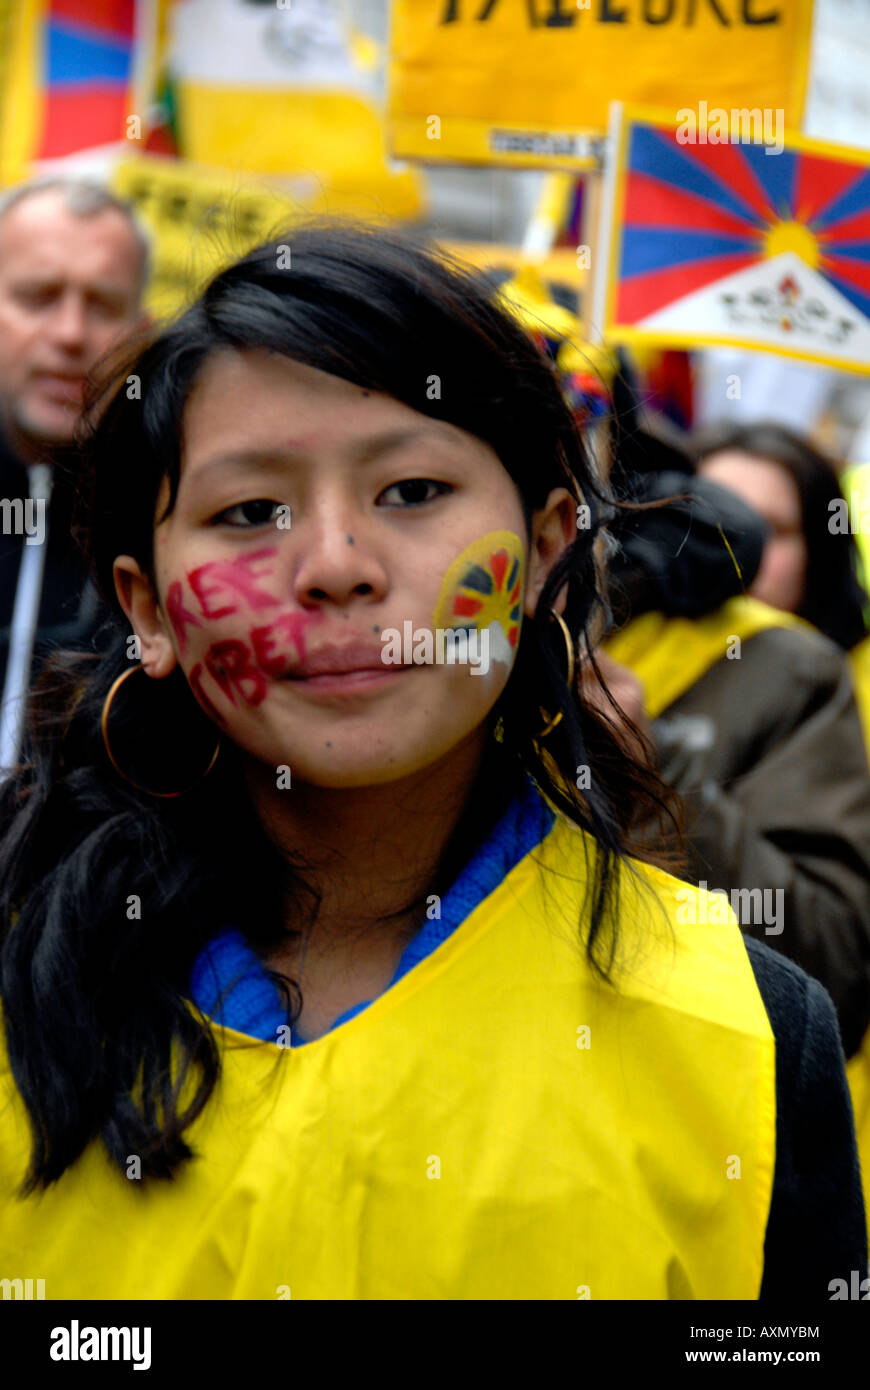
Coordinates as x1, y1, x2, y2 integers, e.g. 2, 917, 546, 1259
284, 667, 415, 694
285, 639, 392, 678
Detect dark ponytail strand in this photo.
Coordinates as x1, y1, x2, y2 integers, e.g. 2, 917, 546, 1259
0, 627, 292, 1194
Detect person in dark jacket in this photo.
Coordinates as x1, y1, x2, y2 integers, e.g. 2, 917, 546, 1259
602, 380, 870, 1065
600, 395, 870, 1247
0, 176, 149, 694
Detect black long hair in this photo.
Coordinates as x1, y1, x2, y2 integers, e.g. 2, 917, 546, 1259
694, 421, 868, 651
0, 219, 679, 1195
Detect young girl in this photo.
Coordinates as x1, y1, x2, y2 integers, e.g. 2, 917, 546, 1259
0, 222, 864, 1300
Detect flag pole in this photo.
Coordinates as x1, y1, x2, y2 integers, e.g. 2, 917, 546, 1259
579, 103, 623, 479
520, 171, 573, 261
587, 100, 622, 349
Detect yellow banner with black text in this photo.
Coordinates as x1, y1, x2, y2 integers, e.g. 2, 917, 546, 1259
388, 0, 815, 170
112, 156, 309, 321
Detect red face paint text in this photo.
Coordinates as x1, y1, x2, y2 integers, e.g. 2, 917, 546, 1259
165, 547, 325, 716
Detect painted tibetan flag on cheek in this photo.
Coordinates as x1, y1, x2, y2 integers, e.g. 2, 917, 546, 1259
37, 0, 136, 159
596, 105, 870, 377
433, 532, 525, 653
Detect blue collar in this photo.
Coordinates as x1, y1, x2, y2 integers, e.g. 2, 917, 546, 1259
189, 776, 554, 1046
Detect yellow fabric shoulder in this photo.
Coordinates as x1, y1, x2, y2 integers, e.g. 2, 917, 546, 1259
605, 595, 809, 720
0, 815, 775, 1300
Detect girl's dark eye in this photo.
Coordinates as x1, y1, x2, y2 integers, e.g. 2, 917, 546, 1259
215, 499, 281, 527
378, 479, 451, 507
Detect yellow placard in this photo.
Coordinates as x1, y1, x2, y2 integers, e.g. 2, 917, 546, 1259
388, 0, 814, 170
441, 241, 584, 289
112, 156, 310, 321
115, 159, 589, 327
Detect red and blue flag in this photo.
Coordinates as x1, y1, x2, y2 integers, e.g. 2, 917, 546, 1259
601, 110, 870, 374
36, 0, 136, 159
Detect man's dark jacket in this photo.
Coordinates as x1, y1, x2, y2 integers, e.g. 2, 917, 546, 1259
608, 451, 870, 1295
0, 428, 108, 694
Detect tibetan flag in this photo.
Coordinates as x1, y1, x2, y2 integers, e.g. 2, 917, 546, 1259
38, 0, 136, 159
596, 105, 870, 376
0, 0, 146, 185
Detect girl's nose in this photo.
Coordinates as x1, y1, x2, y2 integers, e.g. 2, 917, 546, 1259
291, 521, 388, 609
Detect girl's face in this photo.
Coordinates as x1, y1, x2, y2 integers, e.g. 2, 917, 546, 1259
698, 450, 808, 615
114, 348, 575, 789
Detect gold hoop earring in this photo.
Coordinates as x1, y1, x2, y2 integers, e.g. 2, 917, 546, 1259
536, 609, 576, 740
101, 665, 222, 798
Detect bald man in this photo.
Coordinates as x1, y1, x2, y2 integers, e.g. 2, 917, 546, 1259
0, 178, 149, 694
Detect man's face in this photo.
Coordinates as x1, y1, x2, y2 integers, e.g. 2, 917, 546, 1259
0, 191, 145, 453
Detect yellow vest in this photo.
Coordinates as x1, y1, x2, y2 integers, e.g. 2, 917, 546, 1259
605, 596, 808, 721
606, 596, 870, 1233
0, 814, 776, 1299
